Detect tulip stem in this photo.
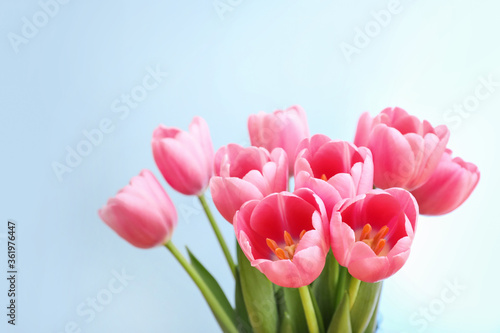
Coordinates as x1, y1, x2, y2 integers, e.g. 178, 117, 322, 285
198, 193, 236, 278
298, 286, 320, 333
165, 241, 238, 333
348, 277, 361, 309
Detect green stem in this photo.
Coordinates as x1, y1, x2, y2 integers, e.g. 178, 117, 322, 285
334, 266, 347, 310
348, 277, 361, 309
165, 241, 238, 333
198, 193, 236, 278
298, 286, 320, 333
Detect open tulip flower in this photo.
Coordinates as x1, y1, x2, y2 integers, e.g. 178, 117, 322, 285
354, 107, 450, 191
210, 144, 288, 223
98, 169, 177, 249
99, 105, 479, 333
152, 116, 214, 196
234, 189, 329, 288
248, 105, 309, 172
295, 135, 373, 218
411, 149, 480, 215
330, 188, 418, 283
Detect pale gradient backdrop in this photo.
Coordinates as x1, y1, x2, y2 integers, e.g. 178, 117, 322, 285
1, 1, 499, 332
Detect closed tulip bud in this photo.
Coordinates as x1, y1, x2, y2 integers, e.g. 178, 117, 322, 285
248, 105, 309, 173
98, 170, 178, 249
411, 149, 480, 215
354, 107, 449, 191
152, 116, 214, 196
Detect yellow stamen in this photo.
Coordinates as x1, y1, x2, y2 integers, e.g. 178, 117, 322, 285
358, 224, 389, 256
372, 226, 389, 246
299, 230, 306, 240
284, 245, 296, 259
266, 229, 307, 261
373, 239, 386, 256
284, 231, 294, 247
359, 224, 372, 242
275, 248, 287, 260
266, 238, 278, 251
321, 174, 328, 181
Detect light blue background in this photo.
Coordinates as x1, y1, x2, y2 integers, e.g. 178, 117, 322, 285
1, 1, 499, 332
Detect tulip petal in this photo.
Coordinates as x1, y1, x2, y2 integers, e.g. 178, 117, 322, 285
369, 124, 415, 189
235, 190, 329, 288
98, 170, 177, 248
411, 150, 479, 215
330, 189, 417, 282
353, 112, 373, 147
296, 171, 343, 218
211, 177, 264, 223
152, 117, 214, 195
354, 107, 450, 191
248, 106, 309, 172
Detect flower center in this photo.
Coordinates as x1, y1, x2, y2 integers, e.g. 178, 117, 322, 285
320, 174, 328, 181
266, 230, 306, 261
358, 224, 389, 256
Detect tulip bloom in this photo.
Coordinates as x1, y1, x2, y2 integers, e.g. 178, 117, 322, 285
330, 188, 418, 283
354, 107, 450, 191
248, 105, 309, 172
152, 116, 214, 196
98, 170, 178, 249
210, 144, 288, 223
411, 149, 480, 215
234, 189, 329, 288
295, 135, 373, 218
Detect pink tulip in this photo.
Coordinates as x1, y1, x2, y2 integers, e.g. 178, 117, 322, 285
411, 149, 480, 215
294, 135, 373, 218
152, 116, 214, 196
330, 188, 418, 283
98, 170, 178, 249
354, 107, 450, 191
248, 105, 309, 172
234, 189, 329, 288
210, 144, 288, 223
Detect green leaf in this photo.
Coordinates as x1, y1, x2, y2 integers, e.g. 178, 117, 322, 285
327, 292, 352, 333
334, 266, 348, 312
186, 247, 237, 330
363, 296, 380, 333
283, 287, 308, 333
279, 312, 294, 333
237, 243, 278, 333
274, 284, 294, 333
274, 286, 287, 328
235, 266, 252, 333
308, 285, 325, 333
312, 251, 339, 328
350, 281, 382, 333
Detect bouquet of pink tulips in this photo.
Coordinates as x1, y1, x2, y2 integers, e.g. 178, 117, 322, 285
99, 106, 479, 333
